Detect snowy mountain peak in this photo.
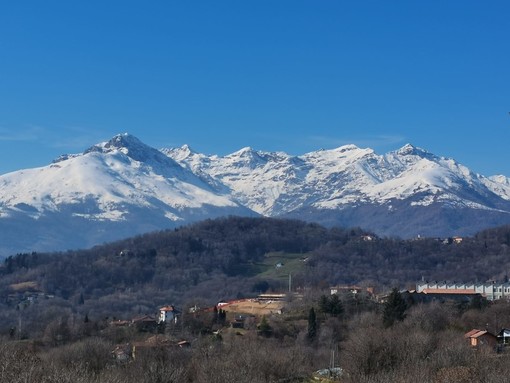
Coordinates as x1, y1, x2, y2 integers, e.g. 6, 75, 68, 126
89, 133, 148, 154
85, 133, 180, 167
54, 133, 147, 164
336, 144, 361, 152
391, 143, 439, 165
180, 144, 194, 153
302, 144, 373, 164
163, 144, 197, 160
396, 143, 425, 156
160, 145, 198, 161
225, 147, 268, 168
309, 144, 362, 154
106, 133, 144, 149
230, 146, 257, 157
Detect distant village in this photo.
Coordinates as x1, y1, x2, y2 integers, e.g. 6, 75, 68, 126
105, 277, 510, 362
107, 293, 289, 362
7, 248, 510, 364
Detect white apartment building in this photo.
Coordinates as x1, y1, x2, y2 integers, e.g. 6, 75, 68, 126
416, 281, 510, 301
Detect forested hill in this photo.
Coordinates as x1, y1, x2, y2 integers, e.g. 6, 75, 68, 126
1, 217, 510, 324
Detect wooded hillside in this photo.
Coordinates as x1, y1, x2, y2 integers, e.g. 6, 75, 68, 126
1, 217, 510, 334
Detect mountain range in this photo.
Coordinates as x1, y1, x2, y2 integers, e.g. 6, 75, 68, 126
1, 133, 510, 257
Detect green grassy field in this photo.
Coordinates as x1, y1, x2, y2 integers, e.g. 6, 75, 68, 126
250, 251, 310, 281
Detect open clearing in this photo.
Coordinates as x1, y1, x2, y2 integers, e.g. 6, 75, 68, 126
220, 299, 285, 316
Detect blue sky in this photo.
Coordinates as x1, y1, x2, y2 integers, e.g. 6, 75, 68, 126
0, 1, 509, 176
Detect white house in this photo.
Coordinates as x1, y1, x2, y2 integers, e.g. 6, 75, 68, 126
158, 305, 178, 324
497, 328, 510, 344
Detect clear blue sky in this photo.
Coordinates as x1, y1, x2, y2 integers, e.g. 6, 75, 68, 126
0, 1, 509, 176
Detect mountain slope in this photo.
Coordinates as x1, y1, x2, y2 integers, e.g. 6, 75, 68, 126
0, 134, 255, 256
165, 143, 510, 238
1, 133, 510, 257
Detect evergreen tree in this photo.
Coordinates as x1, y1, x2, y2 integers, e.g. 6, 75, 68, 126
382, 288, 407, 327
318, 295, 330, 314
318, 294, 344, 317
329, 294, 344, 317
218, 309, 227, 324
257, 315, 272, 337
469, 294, 488, 310
212, 306, 219, 324
307, 307, 317, 340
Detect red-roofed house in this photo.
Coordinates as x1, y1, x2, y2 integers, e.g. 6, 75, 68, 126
132, 315, 158, 332
464, 329, 498, 348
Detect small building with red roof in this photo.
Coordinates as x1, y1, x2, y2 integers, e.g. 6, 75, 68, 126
464, 329, 498, 348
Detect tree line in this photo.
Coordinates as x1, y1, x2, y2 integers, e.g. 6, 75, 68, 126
0, 217, 510, 335
2, 285, 510, 382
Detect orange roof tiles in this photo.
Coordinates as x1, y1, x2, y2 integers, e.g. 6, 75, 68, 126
464, 329, 495, 339
422, 288, 476, 295
464, 329, 483, 338
472, 331, 490, 339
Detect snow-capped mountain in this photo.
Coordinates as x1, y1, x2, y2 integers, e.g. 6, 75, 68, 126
165, 142, 507, 212
165, 142, 510, 238
162, 145, 310, 216
0, 134, 255, 256
1, 133, 510, 257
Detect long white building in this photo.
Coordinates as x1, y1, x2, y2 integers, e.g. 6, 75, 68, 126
416, 281, 510, 301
